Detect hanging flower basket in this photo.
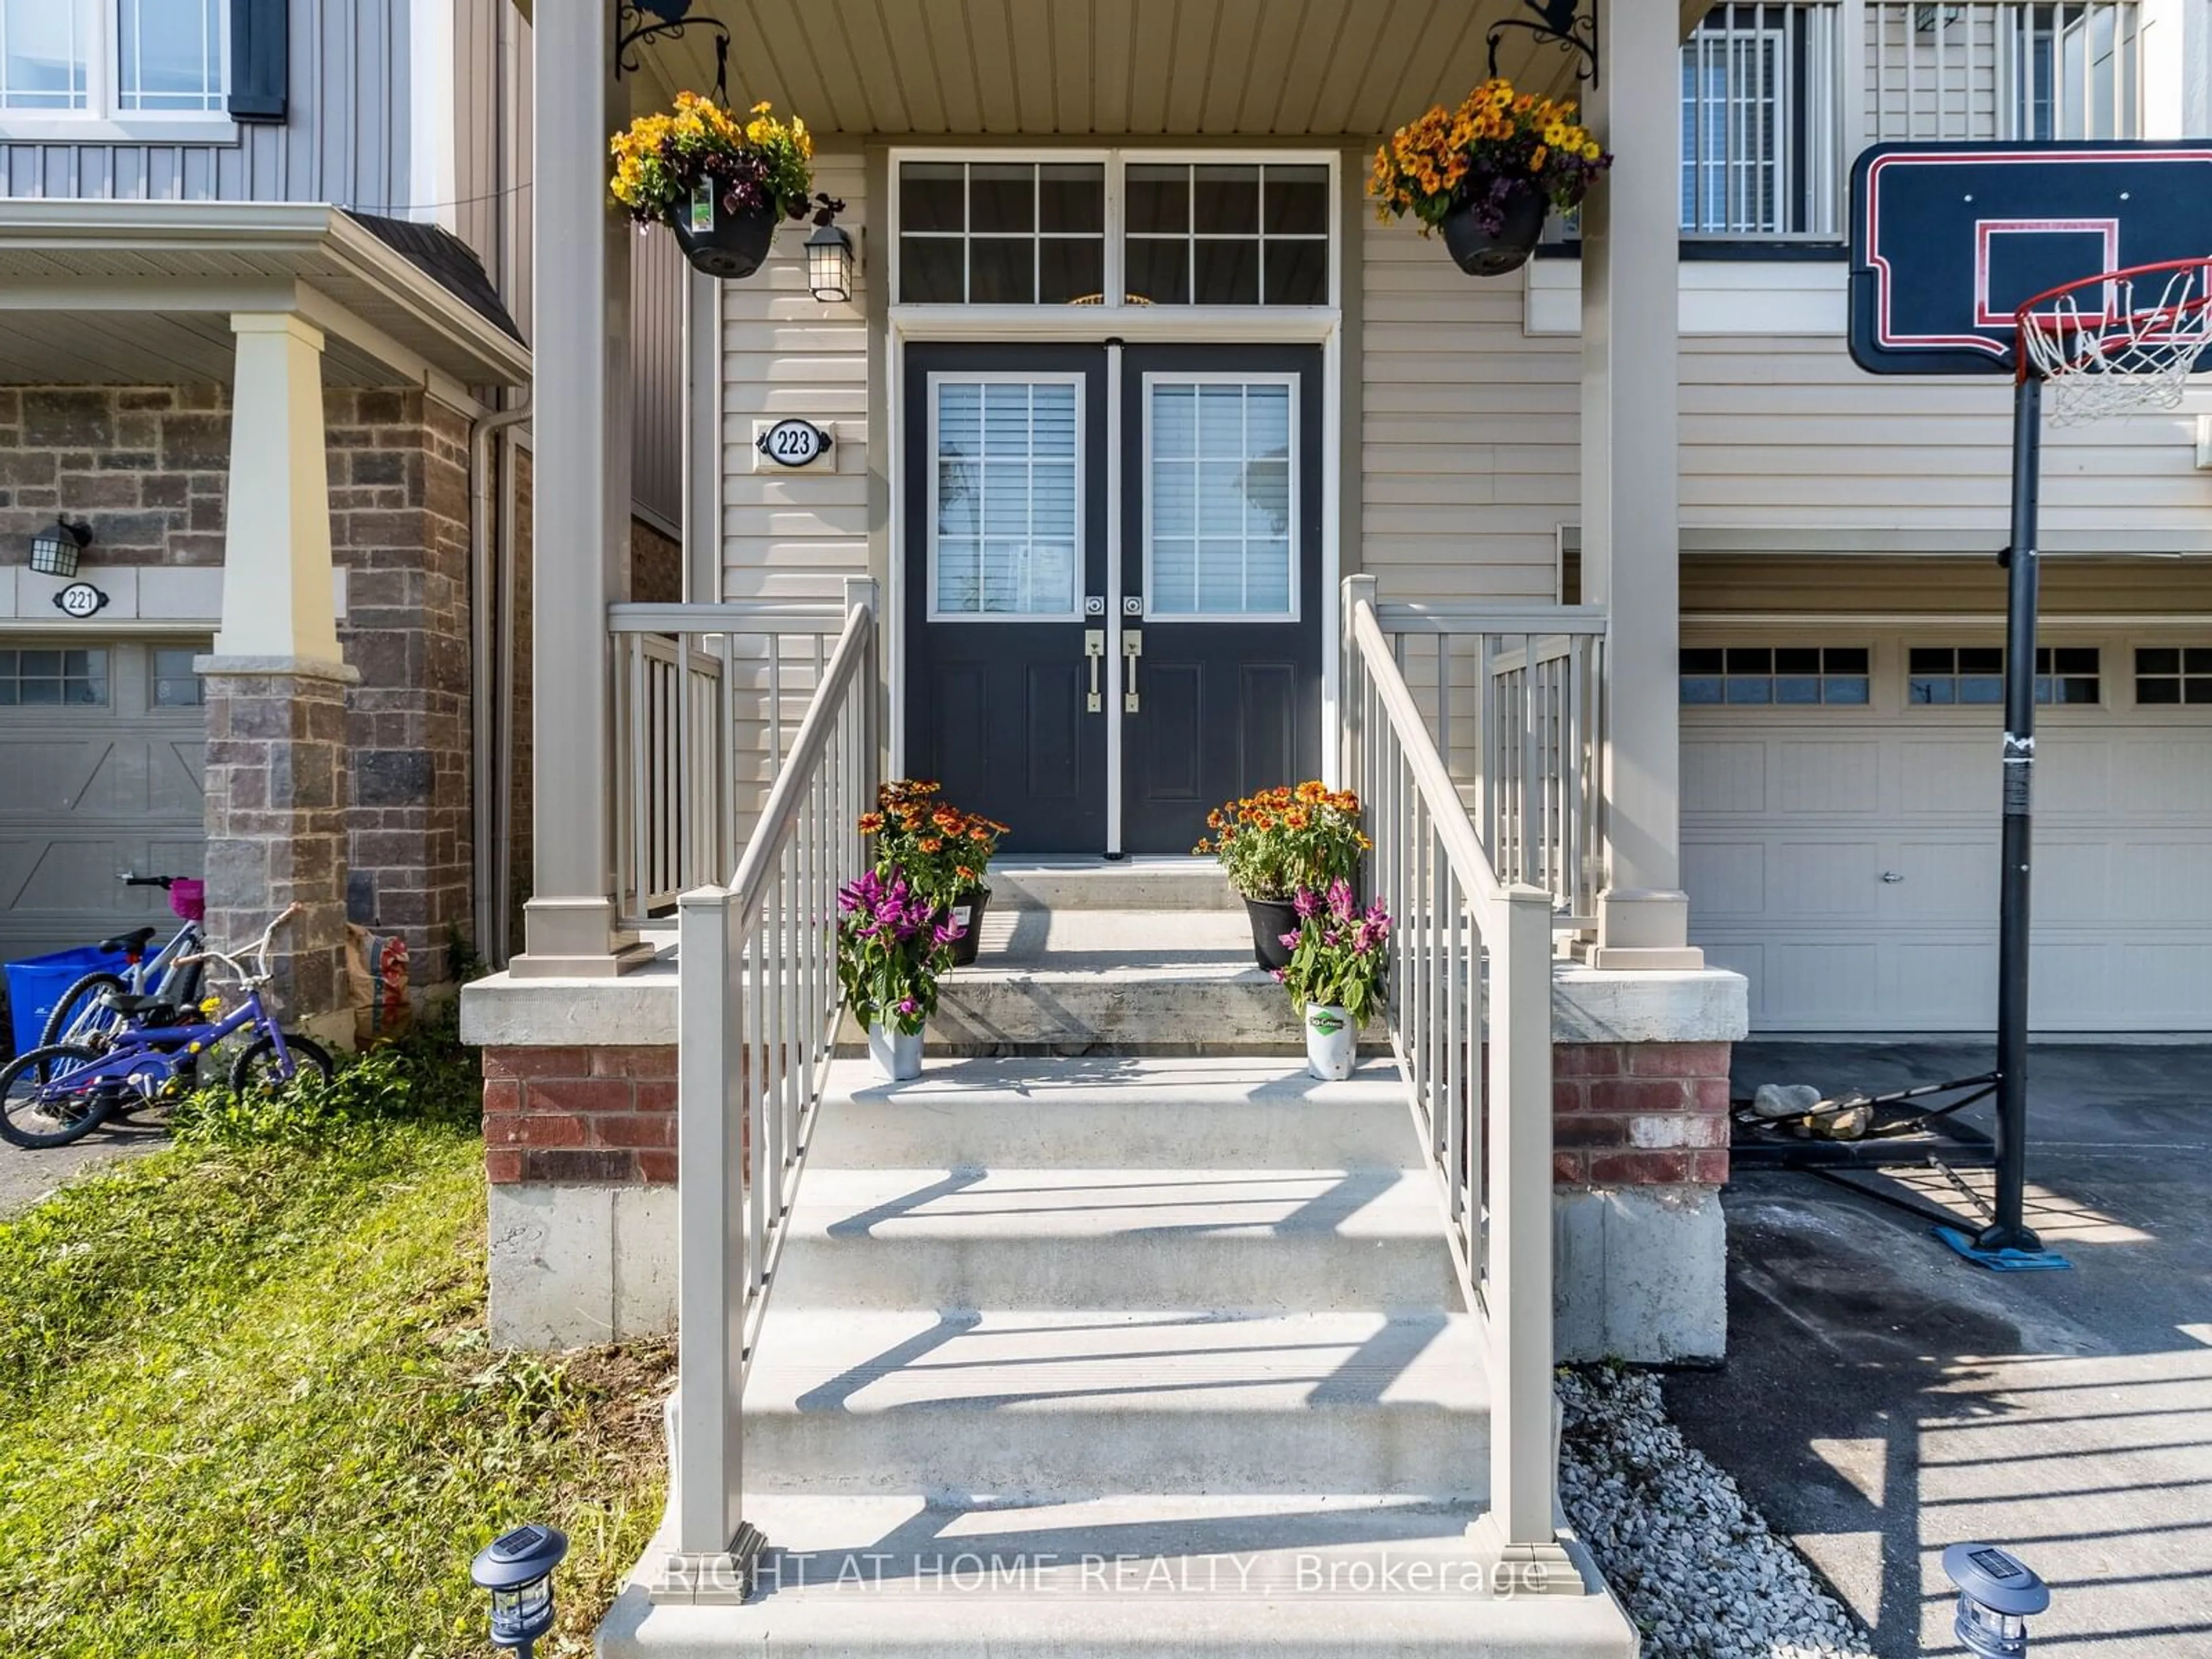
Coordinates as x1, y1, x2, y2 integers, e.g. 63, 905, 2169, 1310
609, 94, 843, 279
1441, 185, 1549, 278
1370, 78, 1611, 280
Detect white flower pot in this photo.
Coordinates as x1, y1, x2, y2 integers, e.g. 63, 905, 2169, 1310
868, 1022, 924, 1082
1304, 1004, 1355, 1081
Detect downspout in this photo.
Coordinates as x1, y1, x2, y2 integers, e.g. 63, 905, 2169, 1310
472, 394, 532, 969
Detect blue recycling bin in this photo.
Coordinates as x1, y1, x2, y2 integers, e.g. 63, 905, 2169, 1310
5, 945, 130, 1058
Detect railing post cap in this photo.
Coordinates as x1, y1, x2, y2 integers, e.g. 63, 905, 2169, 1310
676, 884, 732, 907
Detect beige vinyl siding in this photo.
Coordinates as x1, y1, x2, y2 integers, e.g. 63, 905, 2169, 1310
631, 226, 687, 529
717, 146, 869, 602
1679, 331, 2212, 552
1684, 553, 2212, 615
1358, 214, 1576, 604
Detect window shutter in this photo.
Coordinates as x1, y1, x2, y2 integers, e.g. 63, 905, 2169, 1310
230, 0, 289, 123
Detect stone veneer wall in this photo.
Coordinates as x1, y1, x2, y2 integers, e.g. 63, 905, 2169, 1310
0, 384, 478, 991
325, 389, 475, 979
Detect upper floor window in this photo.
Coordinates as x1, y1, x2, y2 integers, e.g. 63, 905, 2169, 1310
1680, 4, 1843, 239
0, 0, 228, 119
895, 154, 1335, 308
1868, 0, 2139, 141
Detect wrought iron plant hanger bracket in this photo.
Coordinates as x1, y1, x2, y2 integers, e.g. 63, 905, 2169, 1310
614, 0, 734, 103
1487, 0, 1601, 86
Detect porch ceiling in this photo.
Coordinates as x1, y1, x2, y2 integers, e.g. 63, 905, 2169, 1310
629, 0, 1707, 137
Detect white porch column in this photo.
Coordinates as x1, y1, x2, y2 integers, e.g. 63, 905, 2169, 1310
1581, 0, 1703, 970
214, 314, 342, 665
513, 0, 639, 977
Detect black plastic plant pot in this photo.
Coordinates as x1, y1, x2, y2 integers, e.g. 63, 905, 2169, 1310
1245, 896, 1302, 973
1441, 187, 1548, 278
670, 196, 778, 279
946, 888, 990, 968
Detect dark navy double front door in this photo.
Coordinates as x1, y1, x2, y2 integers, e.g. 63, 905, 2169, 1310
903, 341, 1323, 855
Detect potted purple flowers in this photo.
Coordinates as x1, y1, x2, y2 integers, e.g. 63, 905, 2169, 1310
835, 869, 964, 1081
1275, 879, 1392, 1081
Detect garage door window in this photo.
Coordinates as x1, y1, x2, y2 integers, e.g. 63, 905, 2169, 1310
1679, 646, 1869, 705
2135, 647, 2212, 706
1908, 646, 2100, 706
0, 647, 108, 706
150, 646, 204, 708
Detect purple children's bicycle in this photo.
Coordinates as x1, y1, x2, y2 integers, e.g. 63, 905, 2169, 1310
0, 903, 335, 1150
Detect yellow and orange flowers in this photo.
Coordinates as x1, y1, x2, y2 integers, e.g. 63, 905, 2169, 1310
1370, 77, 1610, 236
1196, 783, 1370, 902
608, 93, 839, 231
860, 779, 1010, 903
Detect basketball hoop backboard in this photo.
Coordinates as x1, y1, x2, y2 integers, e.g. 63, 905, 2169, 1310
1849, 141, 2212, 376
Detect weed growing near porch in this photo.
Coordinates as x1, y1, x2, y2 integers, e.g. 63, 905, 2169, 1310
0, 1028, 671, 1658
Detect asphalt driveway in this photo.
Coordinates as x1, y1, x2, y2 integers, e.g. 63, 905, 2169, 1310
1666, 1041, 2212, 1658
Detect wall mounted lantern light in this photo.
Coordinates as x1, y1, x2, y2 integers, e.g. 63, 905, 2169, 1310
28, 517, 91, 579
807, 222, 854, 303
1942, 1543, 2049, 1658
471, 1523, 569, 1658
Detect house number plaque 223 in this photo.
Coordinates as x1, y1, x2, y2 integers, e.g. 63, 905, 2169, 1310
757, 418, 834, 468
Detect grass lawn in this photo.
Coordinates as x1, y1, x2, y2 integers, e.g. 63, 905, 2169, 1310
0, 1030, 671, 1658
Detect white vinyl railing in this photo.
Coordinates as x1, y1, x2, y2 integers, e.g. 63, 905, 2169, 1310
1371, 603, 1608, 935
609, 600, 852, 925
1680, 1, 1846, 239
1341, 577, 1569, 1580
1868, 0, 2141, 142
664, 580, 877, 1593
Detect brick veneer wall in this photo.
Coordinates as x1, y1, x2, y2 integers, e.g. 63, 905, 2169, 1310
1552, 1040, 1732, 1187
480, 1039, 1729, 1191
482, 1045, 681, 1185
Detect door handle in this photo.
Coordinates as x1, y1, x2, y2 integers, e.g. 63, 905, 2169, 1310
1122, 631, 1143, 714
1881, 871, 1904, 883
1084, 630, 1105, 713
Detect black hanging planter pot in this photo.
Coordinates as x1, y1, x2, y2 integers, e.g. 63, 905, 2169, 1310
1245, 897, 1304, 974
1441, 187, 1548, 278
670, 193, 778, 280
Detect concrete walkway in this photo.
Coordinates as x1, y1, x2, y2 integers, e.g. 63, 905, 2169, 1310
0, 1116, 168, 1217
1667, 1042, 2212, 1658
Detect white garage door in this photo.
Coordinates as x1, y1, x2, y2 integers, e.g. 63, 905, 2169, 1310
0, 639, 207, 963
1683, 635, 2212, 1033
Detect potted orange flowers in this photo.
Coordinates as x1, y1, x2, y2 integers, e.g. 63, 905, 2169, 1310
1194, 782, 1370, 972
858, 780, 1009, 968
1370, 78, 1611, 278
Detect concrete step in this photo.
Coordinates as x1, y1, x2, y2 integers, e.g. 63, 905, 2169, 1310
601, 1495, 1638, 1656
743, 1308, 1492, 1499
809, 1055, 1421, 1172
777, 1168, 1460, 1313
989, 857, 1240, 913
931, 907, 1300, 1052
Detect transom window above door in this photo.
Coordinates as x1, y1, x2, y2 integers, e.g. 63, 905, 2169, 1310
895, 154, 1336, 307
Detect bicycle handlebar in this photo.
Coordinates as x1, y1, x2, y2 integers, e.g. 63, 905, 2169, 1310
176, 902, 307, 987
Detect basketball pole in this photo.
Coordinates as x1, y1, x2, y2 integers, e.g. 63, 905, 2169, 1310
1986, 369, 2045, 1257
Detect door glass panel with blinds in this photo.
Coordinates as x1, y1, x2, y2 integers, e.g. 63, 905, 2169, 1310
930, 378, 1082, 619
1145, 378, 1295, 620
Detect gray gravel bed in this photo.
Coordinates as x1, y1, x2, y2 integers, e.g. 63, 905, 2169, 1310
1559, 1365, 1877, 1659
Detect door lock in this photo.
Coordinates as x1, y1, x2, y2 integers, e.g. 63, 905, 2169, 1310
1084, 630, 1105, 713
1122, 631, 1143, 713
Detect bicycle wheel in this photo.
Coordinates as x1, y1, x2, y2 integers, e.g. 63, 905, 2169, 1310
0, 1044, 113, 1150
37, 971, 129, 1054
228, 1034, 335, 1101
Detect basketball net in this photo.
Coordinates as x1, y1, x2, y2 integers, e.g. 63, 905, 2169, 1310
2016, 258, 2212, 427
